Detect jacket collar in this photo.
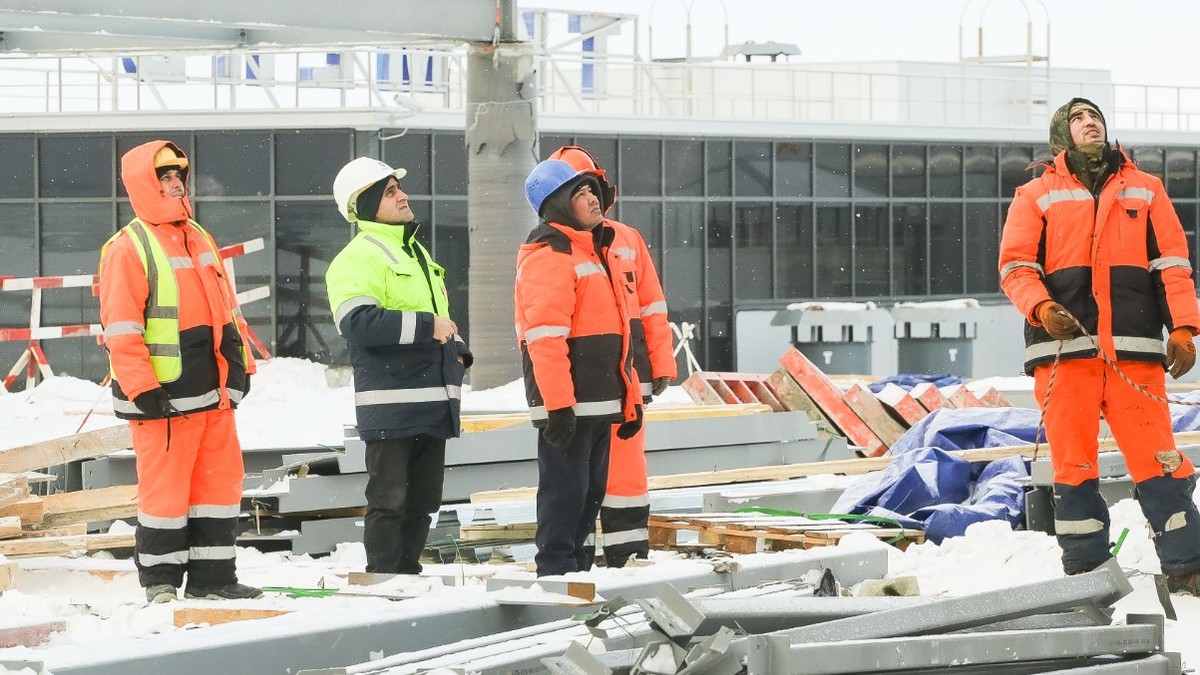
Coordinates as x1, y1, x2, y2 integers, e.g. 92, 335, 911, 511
357, 219, 420, 245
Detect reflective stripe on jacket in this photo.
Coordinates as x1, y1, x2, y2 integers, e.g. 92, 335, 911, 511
999, 148, 1200, 374
515, 220, 639, 425
326, 220, 470, 441
605, 219, 676, 399
99, 141, 253, 420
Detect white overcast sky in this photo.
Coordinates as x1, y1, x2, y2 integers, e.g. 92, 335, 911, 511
530, 0, 1200, 89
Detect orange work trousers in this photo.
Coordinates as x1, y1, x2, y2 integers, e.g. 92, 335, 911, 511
1033, 358, 1194, 485
132, 407, 245, 519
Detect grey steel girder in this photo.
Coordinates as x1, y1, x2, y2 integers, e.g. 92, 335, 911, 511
741, 558, 1131, 647
743, 617, 1163, 675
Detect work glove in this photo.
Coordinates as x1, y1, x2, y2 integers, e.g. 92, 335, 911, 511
543, 408, 576, 449
1166, 328, 1197, 379
132, 388, 173, 418
616, 406, 643, 440
1035, 301, 1078, 340
651, 376, 671, 397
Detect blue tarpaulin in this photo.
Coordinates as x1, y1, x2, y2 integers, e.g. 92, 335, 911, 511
833, 395, 1200, 544
867, 373, 964, 394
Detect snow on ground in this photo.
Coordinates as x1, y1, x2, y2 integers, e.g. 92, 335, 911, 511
2, 358, 1199, 671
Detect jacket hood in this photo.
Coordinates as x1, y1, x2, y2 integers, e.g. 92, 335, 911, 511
1049, 97, 1107, 156
121, 140, 192, 224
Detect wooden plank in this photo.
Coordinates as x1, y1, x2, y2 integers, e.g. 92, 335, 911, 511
459, 523, 538, 540
0, 619, 66, 648
0, 474, 31, 510
0, 496, 44, 526
910, 382, 951, 412
943, 384, 985, 408
764, 369, 840, 437
39, 485, 138, 529
841, 385, 907, 452
875, 383, 929, 426
779, 348, 885, 456
0, 561, 16, 591
0, 532, 134, 558
0, 516, 22, 540
23, 523, 87, 538
174, 608, 290, 628
0, 425, 131, 475
471, 431, 1200, 502
681, 372, 726, 405
975, 387, 1014, 408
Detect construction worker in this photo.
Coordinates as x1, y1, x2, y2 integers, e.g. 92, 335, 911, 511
1000, 97, 1200, 594
99, 140, 260, 603
326, 157, 472, 575
517, 158, 643, 577
547, 145, 676, 567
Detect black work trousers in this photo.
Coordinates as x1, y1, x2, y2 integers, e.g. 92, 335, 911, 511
363, 435, 445, 574
534, 420, 611, 576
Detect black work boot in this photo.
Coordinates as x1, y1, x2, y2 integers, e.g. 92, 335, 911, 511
184, 582, 264, 600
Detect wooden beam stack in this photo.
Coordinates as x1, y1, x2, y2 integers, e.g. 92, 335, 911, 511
682, 347, 1017, 457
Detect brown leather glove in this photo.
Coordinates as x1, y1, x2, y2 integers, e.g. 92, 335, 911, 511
651, 376, 671, 397
1035, 301, 1078, 340
1166, 328, 1197, 379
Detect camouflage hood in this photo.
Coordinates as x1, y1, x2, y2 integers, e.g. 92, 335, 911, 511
1049, 97, 1107, 156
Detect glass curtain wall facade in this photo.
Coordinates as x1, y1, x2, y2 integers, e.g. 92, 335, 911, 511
1, 130, 1198, 378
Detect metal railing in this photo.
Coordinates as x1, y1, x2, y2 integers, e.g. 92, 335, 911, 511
2, 46, 1200, 132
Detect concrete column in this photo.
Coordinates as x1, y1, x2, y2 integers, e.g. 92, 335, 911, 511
465, 42, 537, 390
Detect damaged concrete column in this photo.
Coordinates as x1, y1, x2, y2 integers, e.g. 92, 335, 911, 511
465, 39, 538, 389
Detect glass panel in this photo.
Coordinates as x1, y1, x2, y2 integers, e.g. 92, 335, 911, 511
855, 205, 890, 296
275, 200, 356, 363
432, 199, 470, 341
433, 133, 467, 195
1167, 148, 1197, 198
965, 202, 1000, 294
539, 133, 574, 160
39, 135, 113, 198
1000, 146, 1035, 196
930, 202, 963, 294
664, 140, 704, 196
620, 138, 662, 196
574, 136, 618, 174
0, 136, 35, 198
1174, 202, 1199, 284
734, 203, 772, 300
892, 203, 928, 295
192, 201, 275, 349
193, 132, 271, 198
0, 204, 37, 376
707, 202, 733, 371
734, 141, 771, 197
382, 131, 431, 195
814, 143, 850, 198
853, 144, 888, 199
663, 202, 704, 373
1133, 146, 1164, 179
776, 204, 813, 298
891, 145, 926, 198
706, 141, 732, 196
929, 144, 963, 198
814, 205, 851, 296
40, 202, 112, 381
964, 145, 999, 198
776, 142, 812, 197
275, 131, 352, 196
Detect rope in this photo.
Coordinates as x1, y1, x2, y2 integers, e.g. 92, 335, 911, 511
1033, 311, 1200, 463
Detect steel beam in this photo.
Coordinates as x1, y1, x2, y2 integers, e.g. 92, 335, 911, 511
744, 618, 1163, 674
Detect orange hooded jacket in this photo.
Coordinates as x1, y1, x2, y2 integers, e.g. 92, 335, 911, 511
99, 140, 254, 418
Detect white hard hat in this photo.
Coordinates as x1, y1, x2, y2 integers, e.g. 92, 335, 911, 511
332, 157, 408, 223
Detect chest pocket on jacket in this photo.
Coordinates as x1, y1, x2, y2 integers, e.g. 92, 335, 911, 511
384, 260, 424, 310
1116, 196, 1150, 254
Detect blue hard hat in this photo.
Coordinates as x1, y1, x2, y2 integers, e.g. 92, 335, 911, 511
525, 159, 585, 216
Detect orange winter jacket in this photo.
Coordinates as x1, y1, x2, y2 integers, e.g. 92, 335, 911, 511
605, 219, 676, 398
1000, 148, 1200, 374
99, 140, 254, 419
515, 220, 640, 425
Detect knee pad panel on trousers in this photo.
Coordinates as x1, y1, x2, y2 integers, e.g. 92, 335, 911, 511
1053, 480, 1112, 574
1134, 475, 1200, 575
